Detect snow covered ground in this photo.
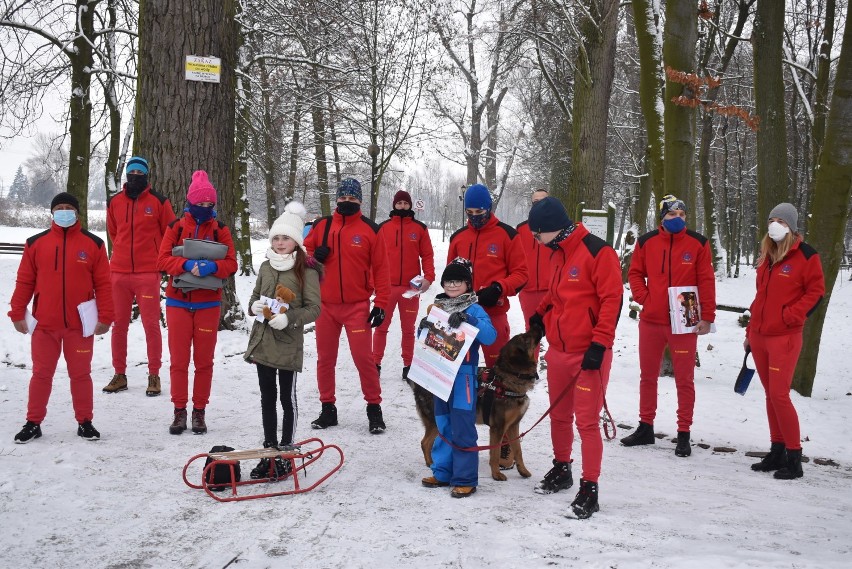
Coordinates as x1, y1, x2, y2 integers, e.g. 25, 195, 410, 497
1, 224, 851, 568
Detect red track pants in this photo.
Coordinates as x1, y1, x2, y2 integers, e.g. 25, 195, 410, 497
27, 327, 95, 424
544, 347, 613, 483
166, 305, 220, 410
372, 285, 419, 367
749, 332, 802, 450
518, 290, 547, 331
638, 319, 697, 432
111, 272, 162, 375
315, 300, 382, 405
481, 308, 510, 369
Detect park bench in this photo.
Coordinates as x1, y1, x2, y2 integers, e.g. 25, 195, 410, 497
0, 242, 25, 255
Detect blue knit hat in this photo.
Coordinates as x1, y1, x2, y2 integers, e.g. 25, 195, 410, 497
126, 156, 149, 175
464, 184, 492, 210
528, 196, 572, 232
336, 178, 363, 202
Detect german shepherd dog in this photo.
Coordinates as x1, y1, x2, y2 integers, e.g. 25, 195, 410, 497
409, 323, 543, 481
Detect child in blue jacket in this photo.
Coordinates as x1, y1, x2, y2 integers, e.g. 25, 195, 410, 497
420, 257, 496, 498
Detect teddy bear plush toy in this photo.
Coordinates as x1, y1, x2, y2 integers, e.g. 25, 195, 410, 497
262, 284, 297, 320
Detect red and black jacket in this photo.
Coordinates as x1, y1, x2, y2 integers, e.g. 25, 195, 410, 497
747, 239, 824, 337
9, 221, 114, 331
377, 211, 436, 286
107, 185, 175, 273
516, 221, 552, 292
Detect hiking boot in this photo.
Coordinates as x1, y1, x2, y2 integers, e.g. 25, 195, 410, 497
14, 421, 42, 444
402, 366, 410, 380
191, 408, 207, 434
422, 476, 450, 488
77, 420, 101, 441
145, 374, 161, 397
534, 459, 573, 494
571, 479, 600, 519
451, 486, 477, 498
620, 421, 655, 446
751, 442, 787, 472
774, 448, 804, 480
102, 373, 128, 393
169, 408, 187, 435
499, 442, 515, 470
311, 403, 338, 429
250, 458, 271, 479
367, 403, 386, 434
675, 431, 692, 457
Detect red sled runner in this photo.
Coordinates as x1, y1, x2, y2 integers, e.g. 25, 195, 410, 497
182, 437, 344, 502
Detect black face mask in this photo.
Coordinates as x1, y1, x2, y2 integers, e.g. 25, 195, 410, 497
390, 209, 414, 218
125, 174, 149, 199
336, 201, 361, 216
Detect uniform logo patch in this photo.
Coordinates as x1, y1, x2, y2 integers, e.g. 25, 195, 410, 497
682, 252, 693, 262
781, 264, 793, 274
352, 234, 363, 245
145, 206, 154, 214
77, 250, 88, 261
409, 232, 417, 240
569, 266, 580, 278
488, 243, 498, 255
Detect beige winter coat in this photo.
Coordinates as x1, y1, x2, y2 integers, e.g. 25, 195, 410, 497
244, 260, 321, 371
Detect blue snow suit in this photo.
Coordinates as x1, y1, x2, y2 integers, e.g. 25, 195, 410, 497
430, 302, 497, 487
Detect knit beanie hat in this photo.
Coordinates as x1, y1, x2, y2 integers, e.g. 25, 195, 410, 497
659, 194, 686, 219
269, 201, 308, 250
441, 257, 473, 289
464, 184, 492, 210
336, 178, 362, 202
126, 156, 149, 175
187, 170, 217, 205
528, 196, 572, 232
50, 192, 80, 212
393, 190, 412, 205
768, 202, 798, 231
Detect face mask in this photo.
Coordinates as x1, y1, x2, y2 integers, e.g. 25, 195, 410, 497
336, 201, 361, 216
187, 204, 215, 223
467, 211, 491, 229
768, 221, 790, 242
662, 216, 686, 234
125, 174, 148, 198
53, 210, 77, 228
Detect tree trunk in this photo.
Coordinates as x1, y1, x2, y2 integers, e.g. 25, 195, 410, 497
310, 93, 331, 217
548, 115, 572, 202
793, 11, 852, 396
327, 93, 341, 187
258, 58, 278, 229
286, 95, 301, 202
810, 0, 836, 200
135, 0, 242, 330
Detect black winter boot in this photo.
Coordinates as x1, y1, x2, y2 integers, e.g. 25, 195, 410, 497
571, 479, 600, 519
773, 448, 804, 480
620, 421, 655, 446
191, 408, 207, 434
367, 403, 386, 434
402, 366, 410, 380
675, 431, 692, 457
751, 442, 787, 472
169, 408, 187, 435
311, 403, 338, 429
534, 459, 573, 494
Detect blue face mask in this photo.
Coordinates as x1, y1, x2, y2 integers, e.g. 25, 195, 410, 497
187, 204, 216, 223
467, 211, 491, 229
53, 210, 77, 228
662, 216, 686, 234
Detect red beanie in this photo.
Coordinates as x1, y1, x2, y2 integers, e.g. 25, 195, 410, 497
187, 170, 217, 205
393, 190, 412, 205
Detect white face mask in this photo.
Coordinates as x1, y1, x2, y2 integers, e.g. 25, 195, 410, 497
768, 221, 790, 242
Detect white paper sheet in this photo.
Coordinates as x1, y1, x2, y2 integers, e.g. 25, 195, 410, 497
24, 309, 37, 335
77, 299, 98, 337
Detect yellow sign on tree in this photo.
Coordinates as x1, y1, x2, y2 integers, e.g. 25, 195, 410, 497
185, 55, 221, 83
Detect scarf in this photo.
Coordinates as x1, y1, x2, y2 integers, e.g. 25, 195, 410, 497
545, 224, 576, 251
433, 292, 478, 315
266, 248, 296, 272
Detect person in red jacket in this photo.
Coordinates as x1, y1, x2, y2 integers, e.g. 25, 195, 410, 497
157, 171, 237, 435
103, 156, 175, 396
746, 203, 824, 480
622, 195, 716, 457
516, 188, 552, 329
304, 178, 392, 434
527, 196, 622, 519
373, 190, 435, 380
447, 183, 528, 369
10, 192, 113, 443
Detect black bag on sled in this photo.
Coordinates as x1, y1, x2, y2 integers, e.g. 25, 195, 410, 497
204, 445, 241, 491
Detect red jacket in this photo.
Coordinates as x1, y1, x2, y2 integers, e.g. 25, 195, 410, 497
305, 210, 391, 308
447, 214, 528, 314
9, 221, 114, 331
157, 213, 238, 304
535, 224, 622, 352
516, 221, 552, 292
107, 185, 175, 273
377, 211, 436, 286
747, 239, 824, 337
628, 227, 717, 326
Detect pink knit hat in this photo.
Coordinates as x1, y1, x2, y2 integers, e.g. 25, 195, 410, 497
187, 170, 217, 205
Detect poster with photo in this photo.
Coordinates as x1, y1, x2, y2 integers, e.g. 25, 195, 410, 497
668, 286, 701, 334
407, 307, 478, 402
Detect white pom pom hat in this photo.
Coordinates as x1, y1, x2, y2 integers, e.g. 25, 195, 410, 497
269, 201, 308, 250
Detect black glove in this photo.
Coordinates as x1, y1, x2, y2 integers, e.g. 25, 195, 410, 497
368, 307, 386, 328
417, 317, 430, 333
476, 282, 503, 307
581, 342, 606, 371
529, 312, 545, 335
448, 311, 467, 328
313, 246, 330, 263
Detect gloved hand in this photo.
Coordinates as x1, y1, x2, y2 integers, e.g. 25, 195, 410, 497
368, 307, 385, 328
313, 246, 331, 263
476, 282, 502, 307
417, 317, 430, 333
268, 313, 289, 330
581, 342, 606, 371
250, 299, 267, 316
183, 259, 196, 272
448, 311, 467, 328
196, 260, 218, 277
529, 312, 546, 335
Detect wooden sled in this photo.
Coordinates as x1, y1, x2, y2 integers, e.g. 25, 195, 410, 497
182, 437, 344, 502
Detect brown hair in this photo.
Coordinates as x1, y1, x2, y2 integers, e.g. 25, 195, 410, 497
757, 231, 797, 267
291, 247, 308, 291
